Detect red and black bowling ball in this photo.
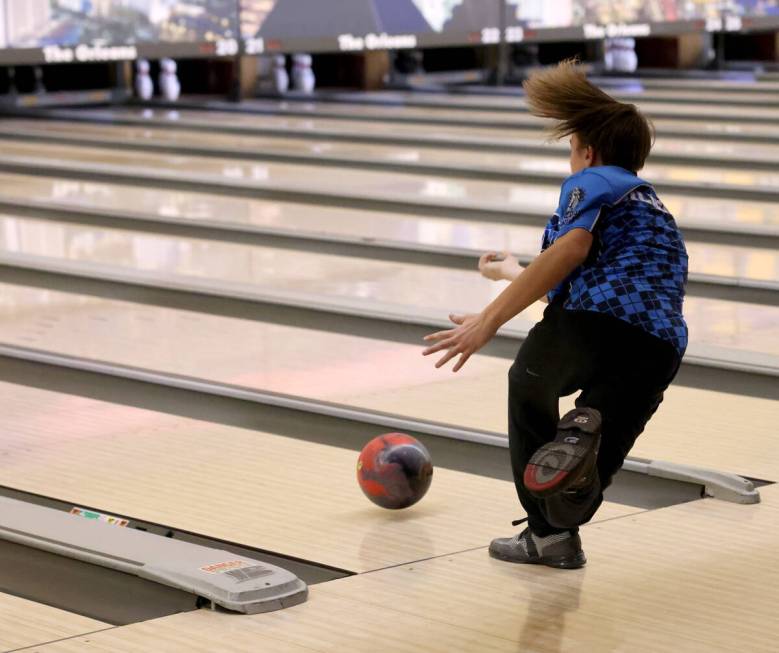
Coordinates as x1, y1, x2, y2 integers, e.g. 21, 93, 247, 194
357, 433, 433, 509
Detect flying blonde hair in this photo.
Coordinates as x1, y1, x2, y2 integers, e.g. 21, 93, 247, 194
523, 59, 654, 172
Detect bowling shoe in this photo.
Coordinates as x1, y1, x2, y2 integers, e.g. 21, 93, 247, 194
489, 519, 586, 569
523, 407, 602, 498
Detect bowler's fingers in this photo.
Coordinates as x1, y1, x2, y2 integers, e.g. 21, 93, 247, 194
478, 252, 499, 269
434, 348, 459, 369
452, 351, 472, 373
423, 328, 455, 343
422, 336, 458, 357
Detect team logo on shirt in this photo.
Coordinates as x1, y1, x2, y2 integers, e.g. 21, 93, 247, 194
563, 187, 585, 224
627, 189, 671, 214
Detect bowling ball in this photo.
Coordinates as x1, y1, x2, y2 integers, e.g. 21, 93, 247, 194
357, 433, 433, 509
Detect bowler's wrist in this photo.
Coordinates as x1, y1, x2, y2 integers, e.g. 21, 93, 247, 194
502, 260, 524, 282
481, 307, 505, 333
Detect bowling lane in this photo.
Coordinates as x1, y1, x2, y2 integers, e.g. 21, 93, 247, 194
181, 96, 779, 123
1, 215, 777, 363
2, 382, 632, 574
344, 363, 779, 481
0, 284, 774, 480
0, 283, 513, 402
2, 171, 777, 242
6, 116, 779, 174
3, 140, 779, 234
26, 494, 779, 653
1, 173, 776, 288
0, 137, 562, 215
113, 117, 779, 167
0, 592, 108, 651
323, 87, 779, 109
2, 176, 777, 286
591, 76, 779, 93
38, 105, 779, 144
579, 87, 779, 106
30, 488, 779, 653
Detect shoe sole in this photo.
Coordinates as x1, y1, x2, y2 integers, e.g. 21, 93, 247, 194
488, 547, 587, 570
523, 409, 602, 499
523, 439, 594, 498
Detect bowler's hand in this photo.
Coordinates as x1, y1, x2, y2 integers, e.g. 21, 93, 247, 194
422, 313, 497, 372
478, 251, 523, 282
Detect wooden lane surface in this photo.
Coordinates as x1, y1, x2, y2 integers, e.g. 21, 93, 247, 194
1, 171, 778, 250
115, 97, 779, 124
0, 381, 638, 574
0, 284, 775, 480
5, 117, 779, 172
2, 209, 778, 290
44, 105, 779, 145
0, 138, 597, 216
27, 485, 779, 653
3, 145, 779, 236
0, 222, 777, 363
15, 112, 779, 168
3, 133, 779, 200
0, 592, 108, 651
333, 88, 779, 108
349, 372, 779, 483
590, 76, 779, 93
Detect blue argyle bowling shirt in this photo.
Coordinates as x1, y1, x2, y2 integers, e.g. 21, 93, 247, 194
542, 166, 689, 356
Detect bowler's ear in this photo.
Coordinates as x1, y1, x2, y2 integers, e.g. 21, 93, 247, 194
585, 145, 596, 165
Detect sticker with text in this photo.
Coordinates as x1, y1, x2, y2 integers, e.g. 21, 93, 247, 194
70, 507, 129, 527
200, 560, 274, 583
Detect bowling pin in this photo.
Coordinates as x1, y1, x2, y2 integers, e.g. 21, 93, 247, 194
159, 58, 181, 102
612, 39, 623, 73
7, 67, 17, 96
292, 54, 315, 94
135, 59, 153, 101
623, 38, 638, 73
604, 39, 615, 72
272, 55, 289, 94
33, 66, 46, 94
614, 39, 638, 74
255, 56, 274, 93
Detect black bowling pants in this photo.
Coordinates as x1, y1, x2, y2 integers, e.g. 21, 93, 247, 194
508, 300, 681, 536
